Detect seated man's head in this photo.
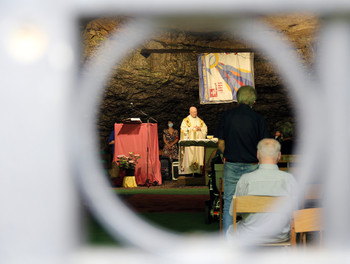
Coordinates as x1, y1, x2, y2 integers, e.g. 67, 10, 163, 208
257, 138, 281, 164
189, 106, 197, 118
237, 86, 257, 107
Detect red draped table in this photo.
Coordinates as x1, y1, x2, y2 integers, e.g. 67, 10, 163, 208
113, 123, 162, 186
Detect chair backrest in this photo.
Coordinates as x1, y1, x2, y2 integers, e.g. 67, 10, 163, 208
290, 208, 323, 247
232, 195, 291, 230
232, 195, 293, 246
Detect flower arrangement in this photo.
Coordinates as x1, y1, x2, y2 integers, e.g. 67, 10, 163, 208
115, 152, 141, 170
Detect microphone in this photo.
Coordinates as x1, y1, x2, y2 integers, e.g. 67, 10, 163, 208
130, 102, 134, 107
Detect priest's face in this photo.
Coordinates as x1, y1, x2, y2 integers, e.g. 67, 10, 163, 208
189, 107, 197, 118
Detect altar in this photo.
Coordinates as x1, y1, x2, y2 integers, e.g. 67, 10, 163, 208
178, 138, 219, 177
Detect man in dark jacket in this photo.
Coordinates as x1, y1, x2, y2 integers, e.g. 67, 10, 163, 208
215, 86, 269, 232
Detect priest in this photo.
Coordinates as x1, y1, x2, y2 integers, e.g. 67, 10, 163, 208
180, 106, 208, 175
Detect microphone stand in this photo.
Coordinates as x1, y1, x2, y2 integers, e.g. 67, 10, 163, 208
130, 103, 157, 187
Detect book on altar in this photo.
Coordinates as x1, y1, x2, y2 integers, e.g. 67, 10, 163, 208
122, 118, 142, 124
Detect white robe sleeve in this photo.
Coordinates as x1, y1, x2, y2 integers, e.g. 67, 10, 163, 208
201, 122, 208, 138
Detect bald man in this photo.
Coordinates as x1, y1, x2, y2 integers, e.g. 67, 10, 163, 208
180, 106, 207, 175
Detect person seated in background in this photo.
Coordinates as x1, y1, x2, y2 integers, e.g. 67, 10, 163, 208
226, 138, 297, 243
162, 120, 179, 162
108, 129, 115, 159
205, 148, 224, 194
206, 148, 223, 173
108, 129, 119, 180
274, 130, 282, 143
279, 121, 295, 155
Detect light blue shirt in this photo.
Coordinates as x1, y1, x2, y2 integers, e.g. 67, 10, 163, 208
227, 164, 297, 243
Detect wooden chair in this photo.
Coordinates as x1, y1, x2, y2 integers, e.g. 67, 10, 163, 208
290, 208, 323, 247
232, 195, 293, 247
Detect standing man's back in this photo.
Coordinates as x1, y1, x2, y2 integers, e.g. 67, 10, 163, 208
215, 86, 269, 232
220, 104, 268, 163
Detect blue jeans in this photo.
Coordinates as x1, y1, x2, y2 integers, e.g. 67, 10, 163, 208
222, 162, 258, 232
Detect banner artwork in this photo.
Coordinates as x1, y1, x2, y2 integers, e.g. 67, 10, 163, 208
198, 52, 254, 104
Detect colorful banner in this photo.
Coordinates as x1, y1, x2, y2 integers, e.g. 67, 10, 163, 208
198, 52, 254, 104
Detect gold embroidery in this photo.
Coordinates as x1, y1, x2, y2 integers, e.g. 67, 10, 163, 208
184, 116, 191, 127
184, 116, 205, 128
199, 118, 204, 127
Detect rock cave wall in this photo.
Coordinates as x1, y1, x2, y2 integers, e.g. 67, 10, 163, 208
80, 15, 319, 152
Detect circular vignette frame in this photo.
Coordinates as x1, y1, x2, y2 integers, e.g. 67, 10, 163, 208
72, 16, 323, 256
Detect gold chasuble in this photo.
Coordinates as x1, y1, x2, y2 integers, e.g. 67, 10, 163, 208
180, 115, 208, 174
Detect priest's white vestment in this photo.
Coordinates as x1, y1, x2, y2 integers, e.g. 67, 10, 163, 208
179, 115, 207, 174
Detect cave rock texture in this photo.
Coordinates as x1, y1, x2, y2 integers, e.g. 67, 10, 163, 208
80, 15, 319, 150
